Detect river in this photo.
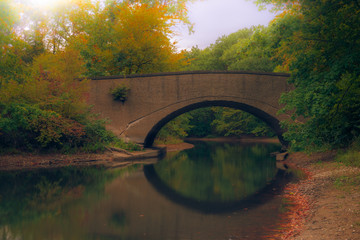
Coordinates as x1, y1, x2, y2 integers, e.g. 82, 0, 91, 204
0, 140, 294, 240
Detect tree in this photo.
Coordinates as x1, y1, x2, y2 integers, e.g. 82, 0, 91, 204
179, 27, 278, 139
211, 107, 275, 137
182, 26, 280, 72
186, 108, 216, 137
224, 26, 279, 72
256, 0, 360, 150
66, 0, 189, 76
156, 114, 192, 144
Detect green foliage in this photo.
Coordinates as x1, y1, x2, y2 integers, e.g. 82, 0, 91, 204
0, 102, 139, 153
0, 103, 84, 150
111, 138, 142, 152
182, 26, 280, 72
186, 107, 215, 137
211, 107, 275, 137
154, 106, 276, 143
156, 114, 192, 144
270, 0, 360, 151
110, 84, 130, 102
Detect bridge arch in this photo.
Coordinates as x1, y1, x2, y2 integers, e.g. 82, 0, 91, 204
143, 100, 286, 147
88, 71, 290, 147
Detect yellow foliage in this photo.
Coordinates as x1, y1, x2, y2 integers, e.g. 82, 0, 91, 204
0, 48, 89, 118
110, 1, 185, 74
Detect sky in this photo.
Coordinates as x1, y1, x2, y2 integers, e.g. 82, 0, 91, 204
173, 0, 277, 50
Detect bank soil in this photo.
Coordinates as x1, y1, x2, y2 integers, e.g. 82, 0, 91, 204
0, 147, 163, 171
277, 152, 360, 240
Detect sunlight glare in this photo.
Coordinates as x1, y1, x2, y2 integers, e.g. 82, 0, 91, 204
30, 0, 62, 9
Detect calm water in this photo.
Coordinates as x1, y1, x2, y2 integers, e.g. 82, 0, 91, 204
0, 141, 292, 240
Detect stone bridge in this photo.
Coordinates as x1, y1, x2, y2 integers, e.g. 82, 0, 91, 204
88, 71, 291, 147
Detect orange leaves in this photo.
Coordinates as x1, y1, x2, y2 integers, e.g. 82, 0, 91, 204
8, 49, 90, 118
24, 108, 86, 147
83, 0, 187, 75
268, 168, 311, 239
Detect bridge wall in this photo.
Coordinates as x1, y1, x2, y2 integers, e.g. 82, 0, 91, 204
88, 71, 290, 146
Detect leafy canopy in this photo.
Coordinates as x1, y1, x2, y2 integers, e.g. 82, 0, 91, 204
256, 0, 360, 150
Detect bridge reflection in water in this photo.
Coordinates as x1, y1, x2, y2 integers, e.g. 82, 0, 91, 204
145, 141, 282, 213
0, 141, 294, 240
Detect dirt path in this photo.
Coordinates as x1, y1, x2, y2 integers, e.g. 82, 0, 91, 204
282, 152, 360, 240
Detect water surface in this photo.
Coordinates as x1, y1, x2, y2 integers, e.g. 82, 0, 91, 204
0, 141, 290, 240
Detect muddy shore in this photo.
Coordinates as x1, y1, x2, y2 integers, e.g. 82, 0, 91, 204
280, 151, 360, 240
0, 147, 165, 171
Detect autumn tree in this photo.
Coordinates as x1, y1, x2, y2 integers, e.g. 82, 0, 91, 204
66, 0, 190, 76
0, 0, 192, 152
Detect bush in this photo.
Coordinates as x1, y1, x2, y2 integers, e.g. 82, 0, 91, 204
0, 103, 85, 151
110, 84, 130, 102
0, 103, 140, 153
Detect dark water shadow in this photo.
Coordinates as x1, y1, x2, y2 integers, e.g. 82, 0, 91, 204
144, 164, 294, 214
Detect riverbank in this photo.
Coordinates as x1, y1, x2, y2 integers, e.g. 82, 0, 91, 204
279, 151, 360, 240
0, 147, 165, 171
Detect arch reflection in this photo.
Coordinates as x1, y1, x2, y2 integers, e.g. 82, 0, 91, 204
144, 141, 283, 213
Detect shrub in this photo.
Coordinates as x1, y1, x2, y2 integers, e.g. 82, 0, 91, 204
0, 103, 141, 153
110, 84, 130, 102
0, 103, 85, 151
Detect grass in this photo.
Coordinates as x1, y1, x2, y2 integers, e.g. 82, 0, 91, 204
335, 138, 360, 167
110, 139, 142, 152
333, 174, 360, 191
336, 150, 360, 167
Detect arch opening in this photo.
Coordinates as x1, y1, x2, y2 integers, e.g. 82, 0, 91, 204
144, 100, 287, 147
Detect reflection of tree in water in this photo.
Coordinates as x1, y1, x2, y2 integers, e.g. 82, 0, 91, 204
0, 165, 140, 239
154, 142, 280, 202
